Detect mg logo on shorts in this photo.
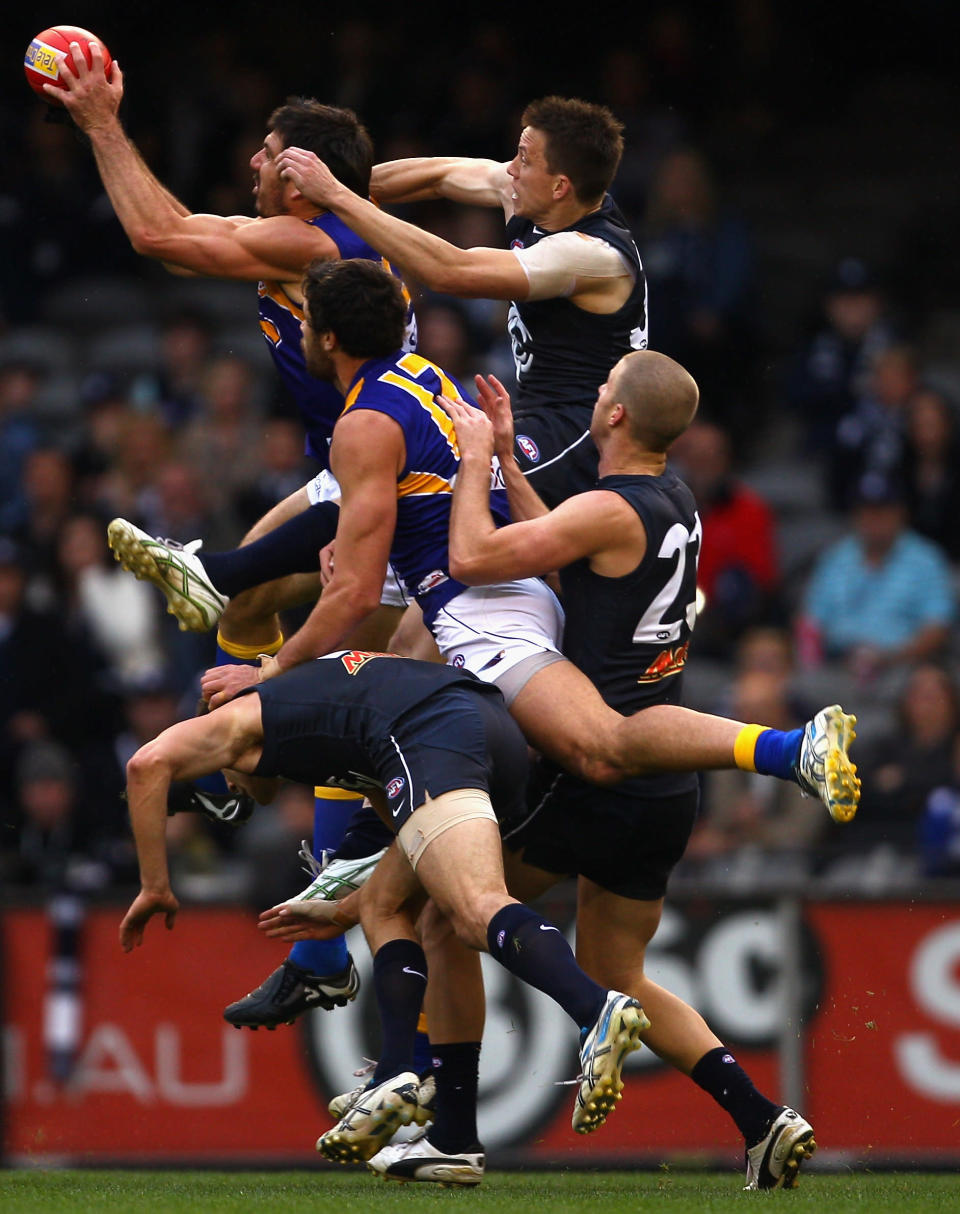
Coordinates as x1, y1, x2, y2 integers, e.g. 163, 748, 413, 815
516, 435, 540, 463
386, 777, 405, 799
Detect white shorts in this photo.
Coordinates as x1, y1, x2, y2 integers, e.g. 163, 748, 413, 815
304, 471, 410, 610
305, 469, 341, 507
430, 579, 565, 702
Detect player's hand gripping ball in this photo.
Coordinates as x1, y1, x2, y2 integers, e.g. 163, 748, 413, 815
24, 26, 112, 103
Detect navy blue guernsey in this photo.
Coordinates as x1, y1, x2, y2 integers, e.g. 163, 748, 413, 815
249, 651, 502, 790
560, 471, 701, 795
505, 195, 648, 412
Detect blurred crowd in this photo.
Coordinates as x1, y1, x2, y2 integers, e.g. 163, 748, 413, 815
2, 5, 959, 903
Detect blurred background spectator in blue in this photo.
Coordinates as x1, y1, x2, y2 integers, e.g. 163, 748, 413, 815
797, 471, 955, 689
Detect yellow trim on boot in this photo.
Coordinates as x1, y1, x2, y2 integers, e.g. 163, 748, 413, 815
216, 630, 283, 661
733, 724, 769, 772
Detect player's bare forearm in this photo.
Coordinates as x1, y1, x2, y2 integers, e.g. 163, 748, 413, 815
274, 580, 380, 673
125, 748, 176, 895
501, 454, 551, 523
447, 450, 504, 583
87, 123, 194, 252
371, 156, 509, 207
278, 148, 525, 299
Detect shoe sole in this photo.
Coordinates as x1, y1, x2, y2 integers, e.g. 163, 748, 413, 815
317, 1090, 418, 1164
374, 1165, 483, 1187
107, 519, 214, 633
225, 987, 358, 1030
821, 707, 860, 824
573, 1003, 649, 1135
772, 1130, 817, 1189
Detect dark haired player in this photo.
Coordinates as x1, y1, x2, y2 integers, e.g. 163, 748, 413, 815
277, 95, 647, 506
54, 44, 415, 1024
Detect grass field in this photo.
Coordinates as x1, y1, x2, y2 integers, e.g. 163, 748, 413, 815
0, 1170, 958, 1213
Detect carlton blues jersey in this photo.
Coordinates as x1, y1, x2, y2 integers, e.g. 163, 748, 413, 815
561, 471, 700, 794
339, 351, 511, 624
250, 651, 503, 790
257, 211, 416, 466
505, 196, 647, 411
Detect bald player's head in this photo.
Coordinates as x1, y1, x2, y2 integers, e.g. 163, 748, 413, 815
602, 351, 699, 452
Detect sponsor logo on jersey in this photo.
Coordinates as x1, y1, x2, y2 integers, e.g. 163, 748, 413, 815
417, 569, 448, 594
516, 434, 540, 463
386, 777, 406, 799
340, 650, 392, 676
637, 640, 689, 683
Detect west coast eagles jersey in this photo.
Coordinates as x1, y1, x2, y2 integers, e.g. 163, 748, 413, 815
258, 211, 416, 466
505, 195, 647, 411
339, 351, 510, 624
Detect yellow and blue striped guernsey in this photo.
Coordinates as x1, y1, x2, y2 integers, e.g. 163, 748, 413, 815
339, 351, 510, 625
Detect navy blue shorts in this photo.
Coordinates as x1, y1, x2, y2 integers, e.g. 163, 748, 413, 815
512, 405, 599, 508
502, 765, 700, 901
372, 686, 529, 831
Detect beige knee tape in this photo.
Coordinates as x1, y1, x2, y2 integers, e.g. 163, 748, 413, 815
397, 788, 497, 870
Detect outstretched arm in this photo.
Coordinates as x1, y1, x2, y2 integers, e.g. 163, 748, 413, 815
278, 148, 529, 300
439, 389, 630, 585
119, 695, 263, 950
371, 156, 513, 214
52, 42, 336, 280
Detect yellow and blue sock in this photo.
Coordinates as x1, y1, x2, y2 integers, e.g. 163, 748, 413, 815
734, 724, 804, 782
413, 1012, 433, 1077
288, 787, 362, 976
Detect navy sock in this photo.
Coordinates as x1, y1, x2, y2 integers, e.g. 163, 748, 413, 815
413, 1028, 433, 1077
486, 903, 607, 1030
199, 500, 339, 598
335, 802, 395, 859
689, 1047, 781, 1146
371, 940, 428, 1082
428, 1042, 482, 1153
754, 728, 804, 782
